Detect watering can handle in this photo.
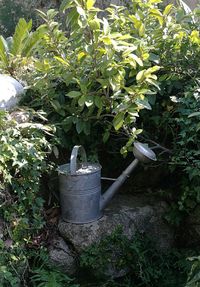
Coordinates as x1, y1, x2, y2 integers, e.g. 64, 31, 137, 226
70, 145, 87, 175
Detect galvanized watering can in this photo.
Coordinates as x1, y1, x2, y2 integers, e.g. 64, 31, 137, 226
57, 143, 157, 224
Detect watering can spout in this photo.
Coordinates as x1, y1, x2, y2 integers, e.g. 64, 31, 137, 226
100, 158, 139, 210
100, 142, 157, 211
58, 142, 157, 224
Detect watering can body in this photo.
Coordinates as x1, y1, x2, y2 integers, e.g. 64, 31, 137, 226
58, 146, 102, 223
58, 144, 156, 224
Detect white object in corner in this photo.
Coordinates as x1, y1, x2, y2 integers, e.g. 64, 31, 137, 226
0, 74, 24, 110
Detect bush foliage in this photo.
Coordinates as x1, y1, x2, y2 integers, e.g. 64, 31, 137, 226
0, 0, 200, 285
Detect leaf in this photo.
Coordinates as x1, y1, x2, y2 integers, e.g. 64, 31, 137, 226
21, 30, 42, 57
103, 130, 110, 143
54, 56, 69, 66
136, 70, 145, 82
163, 4, 173, 16
86, 0, 96, 10
11, 19, 32, 56
145, 65, 160, 76
76, 120, 84, 134
101, 36, 112, 45
77, 51, 87, 61
85, 96, 94, 107
66, 91, 81, 98
78, 95, 86, 106
60, 0, 73, 12
150, 9, 164, 25
128, 54, 143, 66
146, 78, 160, 90
122, 46, 137, 58
77, 6, 86, 19
113, 112, 124, 130
103, 18, 110, 35
135, 99, 152, 110
0, 36, 8, 67
89, 18, 100, 30
83, 121, 91, 135
139, 23, 145, 36
188, 112, 200, 118
94, 96, 102, 109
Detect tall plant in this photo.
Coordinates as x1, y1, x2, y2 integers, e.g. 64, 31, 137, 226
22, 0, 163, 153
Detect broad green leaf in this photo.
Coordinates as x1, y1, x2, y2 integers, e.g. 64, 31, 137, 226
11, 19, 32, 56
101, 36, 112, 45
122, 47, 137, 58
146, 78, 160, 90
163, 4, 173, 16
139, 23, 145, 36
135, 99, 152, 110
128, 54, 143, 66
86, 0, 96, 9
124, 86, 136, 95
66, 91, 81, 98
78, 95, 86, 107
94, 96, 103, 109
77, 51, 87, 61
97, 79, 109, 88
54, 56, 69, 66
136, 70, 145, 82
113, 112, 124, 130
47, 9, 58, 19
21, 30, 41, 57
103, 130, 110, 143
60, 0, 73, 12
83, 121, 91, 135
50, 101, 65, 116
89, 17, 100, 30
76, 120, 84, 134
188, 112, 200, 118
145, 66, 160, 76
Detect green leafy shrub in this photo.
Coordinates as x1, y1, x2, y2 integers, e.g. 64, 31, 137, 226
186, 256, 200, 287
20, 1, 164, 153
80, 227, 190, 287
0, 18, 41, 76
0, 110, 54, 285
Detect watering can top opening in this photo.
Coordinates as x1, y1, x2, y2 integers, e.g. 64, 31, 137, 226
133, 142, 157, 163
57, 162, 101, 176
57, 145, 101, 176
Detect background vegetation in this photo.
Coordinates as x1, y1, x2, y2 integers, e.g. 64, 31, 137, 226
0, 0, 200, 286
